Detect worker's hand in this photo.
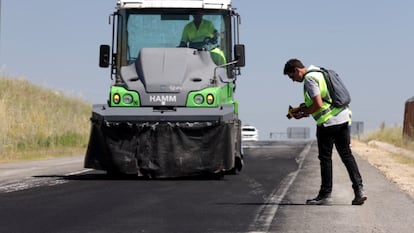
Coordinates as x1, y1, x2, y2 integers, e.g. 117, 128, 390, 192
178, 41, 187, 47
203, 36, 218, 45
286, 104, 309, 120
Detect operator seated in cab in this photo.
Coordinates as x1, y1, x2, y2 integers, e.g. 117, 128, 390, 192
179, 10, 226, 65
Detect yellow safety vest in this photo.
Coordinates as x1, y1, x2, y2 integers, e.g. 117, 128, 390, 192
181, 19, 215, 45
304, 71, 344, 125
210, 47, 226, 65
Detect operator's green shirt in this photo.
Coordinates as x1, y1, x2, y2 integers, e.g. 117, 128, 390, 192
181, 19, 216, 45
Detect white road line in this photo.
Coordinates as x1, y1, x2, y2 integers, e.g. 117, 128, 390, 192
248, 141, 313, 233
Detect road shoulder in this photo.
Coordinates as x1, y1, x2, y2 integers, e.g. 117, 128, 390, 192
0, 155, 86, 193
271, 142, 414, 233
352, 139, 414, 199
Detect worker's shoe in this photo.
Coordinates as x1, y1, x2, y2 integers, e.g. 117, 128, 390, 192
306, 193, 332, 205
352, 188, 367, 205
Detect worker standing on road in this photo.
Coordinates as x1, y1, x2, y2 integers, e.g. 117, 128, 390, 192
282, 58, 367, 205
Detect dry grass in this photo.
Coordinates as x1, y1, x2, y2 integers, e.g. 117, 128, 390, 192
0, 76, 91, 162
363, 126, 414, 168
364, 126, 414, 151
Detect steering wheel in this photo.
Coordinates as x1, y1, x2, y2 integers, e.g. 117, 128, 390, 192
203, 36, 218, 45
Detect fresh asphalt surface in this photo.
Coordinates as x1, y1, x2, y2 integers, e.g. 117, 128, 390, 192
0, 140, 413, 233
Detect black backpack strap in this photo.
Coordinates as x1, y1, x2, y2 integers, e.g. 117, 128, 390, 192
304, 66, 326, 76
303, 67, 332, 104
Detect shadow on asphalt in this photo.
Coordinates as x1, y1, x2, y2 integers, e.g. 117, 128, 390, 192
33, 172, 231, 181
215, 202, 353, 206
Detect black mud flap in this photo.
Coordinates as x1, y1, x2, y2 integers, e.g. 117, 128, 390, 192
84, 120, 238, 178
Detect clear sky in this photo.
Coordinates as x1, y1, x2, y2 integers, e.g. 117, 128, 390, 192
1, 0, 414, 140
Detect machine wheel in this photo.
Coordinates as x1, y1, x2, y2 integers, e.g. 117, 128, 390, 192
235, 156, 244, 172
226, 156, 244, 175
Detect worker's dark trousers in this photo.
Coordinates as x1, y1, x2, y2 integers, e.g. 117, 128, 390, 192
316, 122, 364, 195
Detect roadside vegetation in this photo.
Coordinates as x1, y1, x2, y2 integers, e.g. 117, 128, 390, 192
363, 123, 414, 151
0, 76, 91, 162
359, 123, 414, 168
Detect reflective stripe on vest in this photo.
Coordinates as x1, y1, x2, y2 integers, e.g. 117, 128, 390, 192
304, 72, 345, 124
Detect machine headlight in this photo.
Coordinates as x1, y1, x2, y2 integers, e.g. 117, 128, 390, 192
113, 93, 121, 104
206, 94, 214, 105
123, 94, 133, 104
194, 94, 204, 104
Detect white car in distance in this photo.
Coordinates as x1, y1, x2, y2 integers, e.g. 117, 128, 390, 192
242, 125, 259, 141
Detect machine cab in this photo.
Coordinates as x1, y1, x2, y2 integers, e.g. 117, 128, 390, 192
99, 0, 245, 81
